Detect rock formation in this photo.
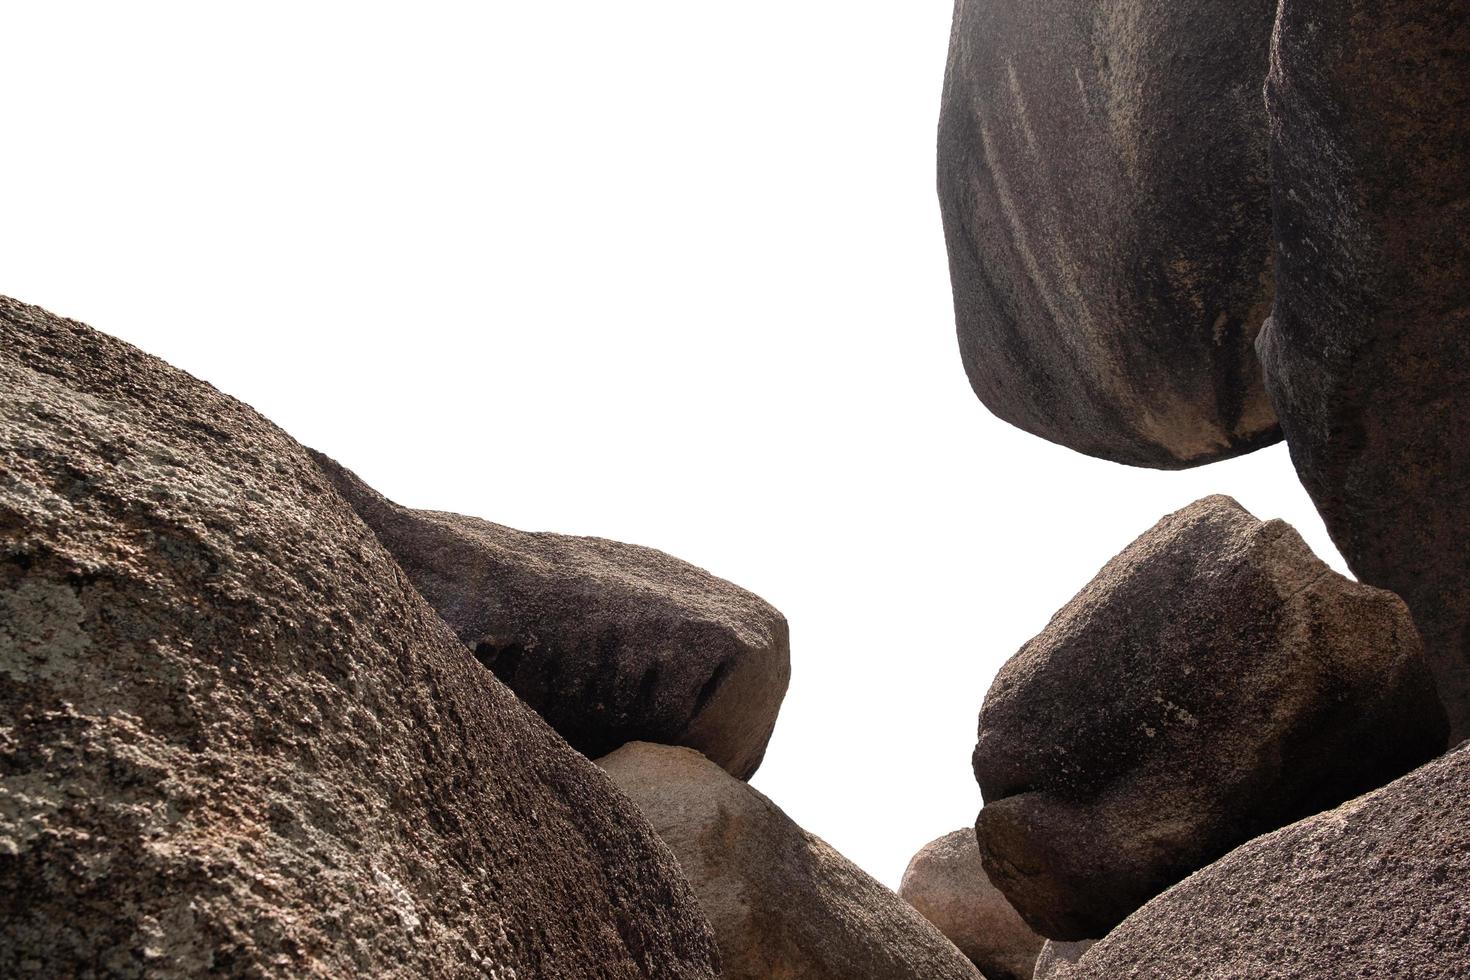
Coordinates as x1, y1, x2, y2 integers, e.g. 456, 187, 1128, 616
1066, 742, 1470, 978
900, 828, 1044, 980
1257, 0, 1470, 736
938, 0, 1281, 468
313, 453, 789, 780
974, 496, 1447, 939
0, 297, 720, 978
600, 742, 983, 980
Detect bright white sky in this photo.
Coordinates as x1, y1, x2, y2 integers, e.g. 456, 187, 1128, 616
1, 3, 1347, 887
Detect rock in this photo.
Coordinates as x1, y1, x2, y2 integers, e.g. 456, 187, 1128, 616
974, 495, 1447, 940
312, 453, 789, 780
1067, 742, 1470, 978
1033, 941, 1095, 980
0, 296, 720, 978
938, 0, 1281, 468
899, 828, 1044, 980
599, 742, 983, 980
1257, 0, 1470, 736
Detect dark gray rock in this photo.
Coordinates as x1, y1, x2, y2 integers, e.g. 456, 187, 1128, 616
938, 0, 1280, 468
312, 454, 789, 780
1257, 0, 1470, 737
0, 297, 720, 978
1069, 742, 1470, 978
900, 828, 1044, 980
600, 742, 983, 980
974, 496, 1447, 940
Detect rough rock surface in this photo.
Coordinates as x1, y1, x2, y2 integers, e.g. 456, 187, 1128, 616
1033, 941, 1095, 980
1257, 0, 1470, 736
938, 0, 1280, 468
974, 495, 1447, 939
900, 828, 1043, 980
600, 742, 983, 980
313, 454, 789, 780
0, 296, 720, 978
1068, 742, 1470, 978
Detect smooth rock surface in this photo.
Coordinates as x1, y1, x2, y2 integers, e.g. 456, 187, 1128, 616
1068, 742, 1470, 978
314, 454, 789, 780
600, 742, 983, 980
975, 496, 1447, 939
938, 0, 1280, 468
900, 828, 1043, 980
1258, 0, 1470, 736
1033, 941, 1095, 980
0, 297, 720, 978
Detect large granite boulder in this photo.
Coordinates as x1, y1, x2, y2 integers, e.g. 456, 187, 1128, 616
0, 297, 720, 978
974, 496, 1447, 939
599, 742, 983, 980
900, 828, 1044, 980
938, 0, 1280, 468
1257, 0, 1470, 736
313, 453, 789, 780
1068, 742, 1470, 978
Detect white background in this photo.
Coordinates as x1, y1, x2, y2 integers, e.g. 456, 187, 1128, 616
1, 3, 1346, 887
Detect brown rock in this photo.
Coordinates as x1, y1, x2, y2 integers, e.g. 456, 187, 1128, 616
1033, 941, 1095, 980
599, 742, 983, 980
313, 453, 789, 780
1068, 742, 1470, 978
0, 297, 719, 978
975, 496, 1447, 939
899, 828, 1043, 980
938, 0, 1280, 468
1257, 0, 1470, 736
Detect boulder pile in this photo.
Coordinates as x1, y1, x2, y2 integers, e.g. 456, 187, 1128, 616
0, 296, 971, 978
943, 0, 1470, 971
0, 297, 719, 977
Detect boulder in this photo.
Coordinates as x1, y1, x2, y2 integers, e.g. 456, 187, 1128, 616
1068, 742, 1470, 978
1257, 0, 1470, 736
938, 0, 1280, 468
313, 453, 789, 780
1033, 941, 1095, 980
974, 496, 1447, 939
899, 828, 1044, 980
0, 296, 720, 978
599, 742, 983, 980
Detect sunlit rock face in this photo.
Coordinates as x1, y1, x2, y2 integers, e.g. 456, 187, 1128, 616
900, 828, 1045, 980
938, 0, 1281, 468
601, 741, 983, 980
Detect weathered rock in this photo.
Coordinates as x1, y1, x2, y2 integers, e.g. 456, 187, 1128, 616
0, 296, 720, 978
599, 742, 983, 980
938, 0, 1280, 468
900, 828, 1044, 980
313, 453, 789, 780
1068, 742, 1470, 978
974, 495, 1447, 940
1257, 0, 1470, 736
1033, 941, 1095, 980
